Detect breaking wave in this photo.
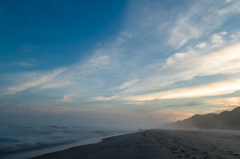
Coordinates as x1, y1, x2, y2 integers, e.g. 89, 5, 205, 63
0, 122, 129, 154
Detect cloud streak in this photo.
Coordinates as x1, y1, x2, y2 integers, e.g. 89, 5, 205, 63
115, 79, 139, 90
121, 40, 240, 94
168, 0, 240, 48
116, 78, 240, 101
5, 68, 67, 94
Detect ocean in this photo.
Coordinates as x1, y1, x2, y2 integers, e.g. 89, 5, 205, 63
0, 122, 131, 159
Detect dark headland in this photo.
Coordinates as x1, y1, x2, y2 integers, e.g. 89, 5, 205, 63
31, 107, 240, 159
165, 106, 240, 129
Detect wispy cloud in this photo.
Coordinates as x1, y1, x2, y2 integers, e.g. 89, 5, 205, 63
5, 67, 67, 94
56, 94, 78, 103
49, 1, 240, 103
41, 79, 71, 89
90, 96, 110, 101
114, 79, 139, 90
121, 40, 240, 94
13, 60, 35, 67
0, 59, 38, 69
116, 77, 240, 101
168, 0, 240, 48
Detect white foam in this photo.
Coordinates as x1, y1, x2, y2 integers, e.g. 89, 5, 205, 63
0, 122, 130, 154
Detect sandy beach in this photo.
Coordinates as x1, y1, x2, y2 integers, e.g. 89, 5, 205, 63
31, 129, 240, 159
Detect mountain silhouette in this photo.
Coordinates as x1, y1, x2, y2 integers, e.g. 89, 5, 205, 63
199, 106, 240, 129
166, 106, 240, 130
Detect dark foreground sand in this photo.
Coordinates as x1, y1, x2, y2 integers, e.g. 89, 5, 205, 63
31, 129, 240, 159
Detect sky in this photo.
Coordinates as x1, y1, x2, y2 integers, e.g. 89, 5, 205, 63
1, 0, 240, 129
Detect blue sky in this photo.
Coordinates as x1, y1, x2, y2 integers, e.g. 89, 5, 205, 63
1, 0, 240, 128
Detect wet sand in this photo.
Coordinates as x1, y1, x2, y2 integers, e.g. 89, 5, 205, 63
31, 129, 240, 159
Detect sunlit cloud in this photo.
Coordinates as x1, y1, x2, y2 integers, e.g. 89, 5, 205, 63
90, 96, 110, 101
196, 42, 207, 48
210, 32, 227, 47
206, 97, 240, 107
56, 94, 77, 102
122, 41, 240, 94
101, 77, 240, 102
134, 107, 195, 122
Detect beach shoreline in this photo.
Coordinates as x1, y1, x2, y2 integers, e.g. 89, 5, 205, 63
30, 129, 240, 159
0, 132, 132, 159
2, 129, 240, 159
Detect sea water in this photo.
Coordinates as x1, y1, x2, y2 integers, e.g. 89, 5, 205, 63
0, 122, 131, 158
